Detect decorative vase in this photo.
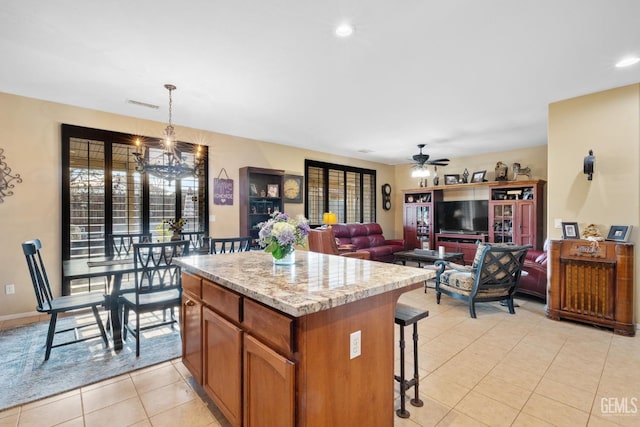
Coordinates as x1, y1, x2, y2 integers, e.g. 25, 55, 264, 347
171, 230, 182, 241
273, 249, 295, 265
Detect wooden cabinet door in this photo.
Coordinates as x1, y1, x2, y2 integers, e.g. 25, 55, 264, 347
437, 241, 458, 255
244, 334, 295, 427
181, 293, 202, 383
403, 204, 418, 249
515, 201, 535, 246
203, 307, 243, 427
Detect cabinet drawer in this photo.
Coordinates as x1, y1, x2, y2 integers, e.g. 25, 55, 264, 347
243, 298, 293, 356
203, 279, 242, 323
182, 272, 202, 299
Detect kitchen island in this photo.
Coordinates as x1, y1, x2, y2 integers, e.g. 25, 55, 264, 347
174, 250, 434, 427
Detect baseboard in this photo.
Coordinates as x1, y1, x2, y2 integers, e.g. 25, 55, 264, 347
0, 310, 40, 321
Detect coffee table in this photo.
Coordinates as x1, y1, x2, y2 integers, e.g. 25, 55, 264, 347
393, 249, 465, 267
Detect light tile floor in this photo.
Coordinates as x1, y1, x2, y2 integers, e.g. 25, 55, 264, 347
1, 287, 639, 426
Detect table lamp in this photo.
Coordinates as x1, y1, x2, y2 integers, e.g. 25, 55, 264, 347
323, 212, 338, 228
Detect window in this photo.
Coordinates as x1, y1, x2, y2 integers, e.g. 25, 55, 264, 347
304, 160, 376, 226
62, 124, 208, 294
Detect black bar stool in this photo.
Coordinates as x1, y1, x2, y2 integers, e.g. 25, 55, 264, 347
394, 303, 429, 418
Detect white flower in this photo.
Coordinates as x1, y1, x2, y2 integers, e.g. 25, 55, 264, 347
258, 212, 310, 259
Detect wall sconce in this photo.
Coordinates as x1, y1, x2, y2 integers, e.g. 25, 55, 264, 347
583, 149, 595, 180
0, 148, 23, 203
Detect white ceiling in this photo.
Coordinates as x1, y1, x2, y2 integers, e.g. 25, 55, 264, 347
1, 0, 639, 165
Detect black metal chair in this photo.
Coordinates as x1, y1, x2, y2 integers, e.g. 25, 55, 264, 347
180, 231, 208, 254
121, 240, 190, 356
209, 237, 252, 254
434, 244, 530, 318
107, 233, 152, 257
21, 239, 109, 361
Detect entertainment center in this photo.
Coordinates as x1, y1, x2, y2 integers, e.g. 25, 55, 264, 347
403, 179, 546, 264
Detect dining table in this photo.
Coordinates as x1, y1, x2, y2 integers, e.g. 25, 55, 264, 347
62, 256, 137, 351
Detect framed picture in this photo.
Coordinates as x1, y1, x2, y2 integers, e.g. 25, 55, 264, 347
562, 222, 580, 239
444, 174, 460, 185
606, 225, 632, 242
471, 170, 486, 183
267, 184, 279, 198
283, 175, 303, 203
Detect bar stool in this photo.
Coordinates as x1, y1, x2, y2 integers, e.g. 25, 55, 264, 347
394, 303, 429, 418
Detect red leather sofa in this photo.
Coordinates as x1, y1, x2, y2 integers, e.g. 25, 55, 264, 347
518, 248, 548, 301
331, 223, 405, 263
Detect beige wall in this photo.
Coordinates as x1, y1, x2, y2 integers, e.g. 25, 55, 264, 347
0, 92, 397, 317
548, 83, 640, 322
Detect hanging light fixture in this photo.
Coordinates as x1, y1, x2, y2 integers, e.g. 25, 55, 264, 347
411, 166, 430, 178
132, 84, 203, 181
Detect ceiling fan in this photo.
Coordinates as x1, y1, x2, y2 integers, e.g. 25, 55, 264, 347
412, 144, 449, 167
410, 144, 449, 178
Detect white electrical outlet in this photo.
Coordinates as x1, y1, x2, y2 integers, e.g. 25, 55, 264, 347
350, 330, 361, 359
554, 218, 563, 229
6, 284, 15, 295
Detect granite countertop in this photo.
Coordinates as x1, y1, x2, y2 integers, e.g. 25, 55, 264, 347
174, 250, 434, 317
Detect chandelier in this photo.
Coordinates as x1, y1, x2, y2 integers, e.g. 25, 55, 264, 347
132, 84, 203, 181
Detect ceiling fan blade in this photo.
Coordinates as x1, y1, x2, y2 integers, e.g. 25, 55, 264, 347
431, 158, 449, 163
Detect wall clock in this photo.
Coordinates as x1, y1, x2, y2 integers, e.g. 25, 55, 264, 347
381, 183, 392, 210
284, 175, 303, 203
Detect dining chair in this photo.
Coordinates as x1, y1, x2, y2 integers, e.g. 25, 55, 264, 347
208, 237, 252, 254
21, 239, 109, 361
180, 231, 208, 254
107, 233, 152, 257
121, 240, 190, 356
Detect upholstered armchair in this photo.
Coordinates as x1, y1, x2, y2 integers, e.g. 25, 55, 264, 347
307, 228, 371, 260
434, 244, 530, 318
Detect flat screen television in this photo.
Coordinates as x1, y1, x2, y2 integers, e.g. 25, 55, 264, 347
436, 200, 489, 234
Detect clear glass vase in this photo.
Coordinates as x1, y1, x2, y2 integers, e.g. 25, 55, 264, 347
273, 249, 295, 265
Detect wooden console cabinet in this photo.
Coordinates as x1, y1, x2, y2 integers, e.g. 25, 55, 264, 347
547, 240, 635, 336
403, 180, 546, 253
436, 233, 488, 264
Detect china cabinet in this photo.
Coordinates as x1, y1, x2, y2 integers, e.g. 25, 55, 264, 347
402, 190, 442, 250
239, 167, 284, 246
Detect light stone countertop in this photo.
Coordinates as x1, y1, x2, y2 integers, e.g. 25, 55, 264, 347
174, 250, 434, 317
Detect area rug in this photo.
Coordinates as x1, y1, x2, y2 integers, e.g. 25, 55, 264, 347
0, 312, 182, 411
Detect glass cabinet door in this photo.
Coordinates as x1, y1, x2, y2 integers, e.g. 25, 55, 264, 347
492, 203, 514, 244
415, 205, 431, 249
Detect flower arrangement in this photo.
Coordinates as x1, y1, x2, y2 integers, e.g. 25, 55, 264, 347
258, 212, 310, 259
163, 218, 187, 232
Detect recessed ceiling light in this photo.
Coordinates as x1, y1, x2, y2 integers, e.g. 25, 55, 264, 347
615, 56, 640, 68
335, 23, 354, 38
